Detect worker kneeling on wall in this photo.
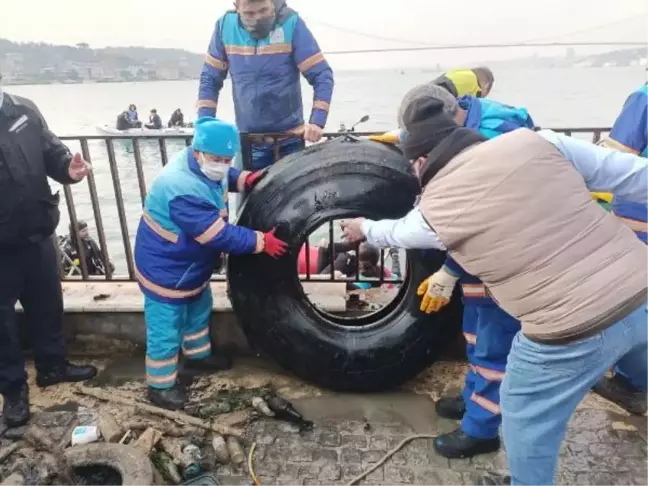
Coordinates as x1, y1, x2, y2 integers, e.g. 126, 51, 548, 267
134, 117, 288, 410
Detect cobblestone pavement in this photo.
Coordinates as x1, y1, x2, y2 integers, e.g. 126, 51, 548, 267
215, 393, 647, 486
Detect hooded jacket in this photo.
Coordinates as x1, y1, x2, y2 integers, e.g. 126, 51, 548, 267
197, 2, 334, 133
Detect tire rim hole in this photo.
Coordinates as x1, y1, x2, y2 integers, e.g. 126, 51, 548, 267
71, 465, 123, 485
297, 218, 408, 325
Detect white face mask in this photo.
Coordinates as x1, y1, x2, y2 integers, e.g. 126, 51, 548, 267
199, 153, 229, 181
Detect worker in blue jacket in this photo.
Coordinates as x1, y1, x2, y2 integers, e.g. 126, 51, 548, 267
410, 84, 534, 458
134, 117, 288, 410
197, 0, 334, 170
593, 84, 648, 415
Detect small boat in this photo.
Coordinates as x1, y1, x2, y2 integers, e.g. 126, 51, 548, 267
96, 125, 194, 137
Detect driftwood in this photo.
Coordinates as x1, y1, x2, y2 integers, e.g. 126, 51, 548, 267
0, 443, 20, 464
76, 386, 243, 438
133, 428, 162, 453
122, 419, 204, 438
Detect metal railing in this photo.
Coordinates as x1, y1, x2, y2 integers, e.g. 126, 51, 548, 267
55, 127, 610, 283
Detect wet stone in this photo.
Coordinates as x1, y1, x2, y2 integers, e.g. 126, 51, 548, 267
298, 464, 320, 479
384, 465, 415, 484
318, 431, 341, 447
340, 447, 362, 463
317, 464, 342, 481
416, 468, 466, 485
341, 434, 367, 449
368, 435, 389, 450
341, 464, 364, 480
277, 464, 300, 480
312, 449, 338, 464
361, 450, 386, 464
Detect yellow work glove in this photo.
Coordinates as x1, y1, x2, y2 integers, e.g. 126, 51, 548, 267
416, 266, 459, 314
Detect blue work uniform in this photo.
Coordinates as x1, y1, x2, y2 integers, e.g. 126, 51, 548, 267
449, 96, 534, 439
197, 6, 334, 170
604, 85, 648, 385
606, 84, 648, 243
134, 147, 261, 389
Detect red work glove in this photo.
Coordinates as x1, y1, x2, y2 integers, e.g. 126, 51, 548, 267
262, 228, 289, 258
244, 169, 268, 192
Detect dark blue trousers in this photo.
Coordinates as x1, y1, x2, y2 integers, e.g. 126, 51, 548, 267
0, 237, 66, 394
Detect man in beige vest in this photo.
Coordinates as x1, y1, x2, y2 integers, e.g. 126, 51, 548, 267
343, 97, 647, 485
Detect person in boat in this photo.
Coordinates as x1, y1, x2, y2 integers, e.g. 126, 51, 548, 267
0, 82, 97, 429
343, 97, 647, 485
590, 83, 648, 416
197, 0, 334, 170
145, 109, 163, 130
116, 111, 132, 130
168, 109, 185, 128
133, 117, 288, 410
349, 84, 535, 460
60, 220, 114, 277
126, 104, 142, 128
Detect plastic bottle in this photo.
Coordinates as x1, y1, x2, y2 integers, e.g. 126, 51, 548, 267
71, 426, 101, 445
181, 444, 202, 479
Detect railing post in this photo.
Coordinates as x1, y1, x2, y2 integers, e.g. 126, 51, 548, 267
159, 138, 169, 167
131, 138, 148, 206
80, 139, 113, 280
105, 138, 136, 280
62, 180, 90, 280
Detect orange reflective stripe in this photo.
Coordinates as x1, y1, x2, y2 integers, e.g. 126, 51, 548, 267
471, 392, 500, 415
136, 267, 209, 300
184, 327, 209, 343
463, 332, 477, 345
205, 53, 228, 70
600, 138, 641, 155
146, 355, 178, 369
298, 52, 325, 72
147, 372, 177, 385
195, 218, 226, 244
183, 342, 211, 357
143, 211, 179, 243
462, 283, 487, 298
615, 215, 648, 234
237, 171, 250, 193
474, 365, 506, 382
224, 45, 256, 56
257, 43, 292, 55
313, 100, 330, 112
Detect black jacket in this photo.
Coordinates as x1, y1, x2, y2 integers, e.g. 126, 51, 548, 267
0, 94, 76, 245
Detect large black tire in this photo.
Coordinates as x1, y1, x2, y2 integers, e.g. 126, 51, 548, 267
228, 138, 462, 392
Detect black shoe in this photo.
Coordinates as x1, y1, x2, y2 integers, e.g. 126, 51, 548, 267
2, 384, 30, 428
478, 472, 511, 485
36, 361, 98, 388
592, 374, 647, 415
147, 385, 187, 411
183, 354, 232, 373
433, 428, 500, 458
435, 395, 466, 420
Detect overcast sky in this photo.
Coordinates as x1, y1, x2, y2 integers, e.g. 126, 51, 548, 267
2, 0, 646, 69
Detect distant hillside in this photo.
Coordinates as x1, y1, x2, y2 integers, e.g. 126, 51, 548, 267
0, 39, 205, 84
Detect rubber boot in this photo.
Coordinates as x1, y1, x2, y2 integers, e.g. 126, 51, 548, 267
593, 374, 647, 416
435, 395, 466, 420
36, 361, 98, 388
147, 385, 187, 411
478, 472, 511, 485
183, 354, 232, 374
433, 427, 500, 458
2, 384, 30, 428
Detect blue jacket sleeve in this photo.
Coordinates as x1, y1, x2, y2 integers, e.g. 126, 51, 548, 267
197, 18, 229, 118
607, 88, 648, 155
227, 167, 251, 193
292, 16, 334, 128
169, 195, 261, 255
538, 130, 647, 203
444, 255, 468, 277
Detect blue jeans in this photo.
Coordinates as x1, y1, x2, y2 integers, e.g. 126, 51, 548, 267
501, 304, 647, 485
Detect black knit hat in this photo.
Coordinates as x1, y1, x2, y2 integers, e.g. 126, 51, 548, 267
402, 97, 459, 160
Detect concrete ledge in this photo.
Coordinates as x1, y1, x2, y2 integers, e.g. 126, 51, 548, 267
17, 280, 348, 355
